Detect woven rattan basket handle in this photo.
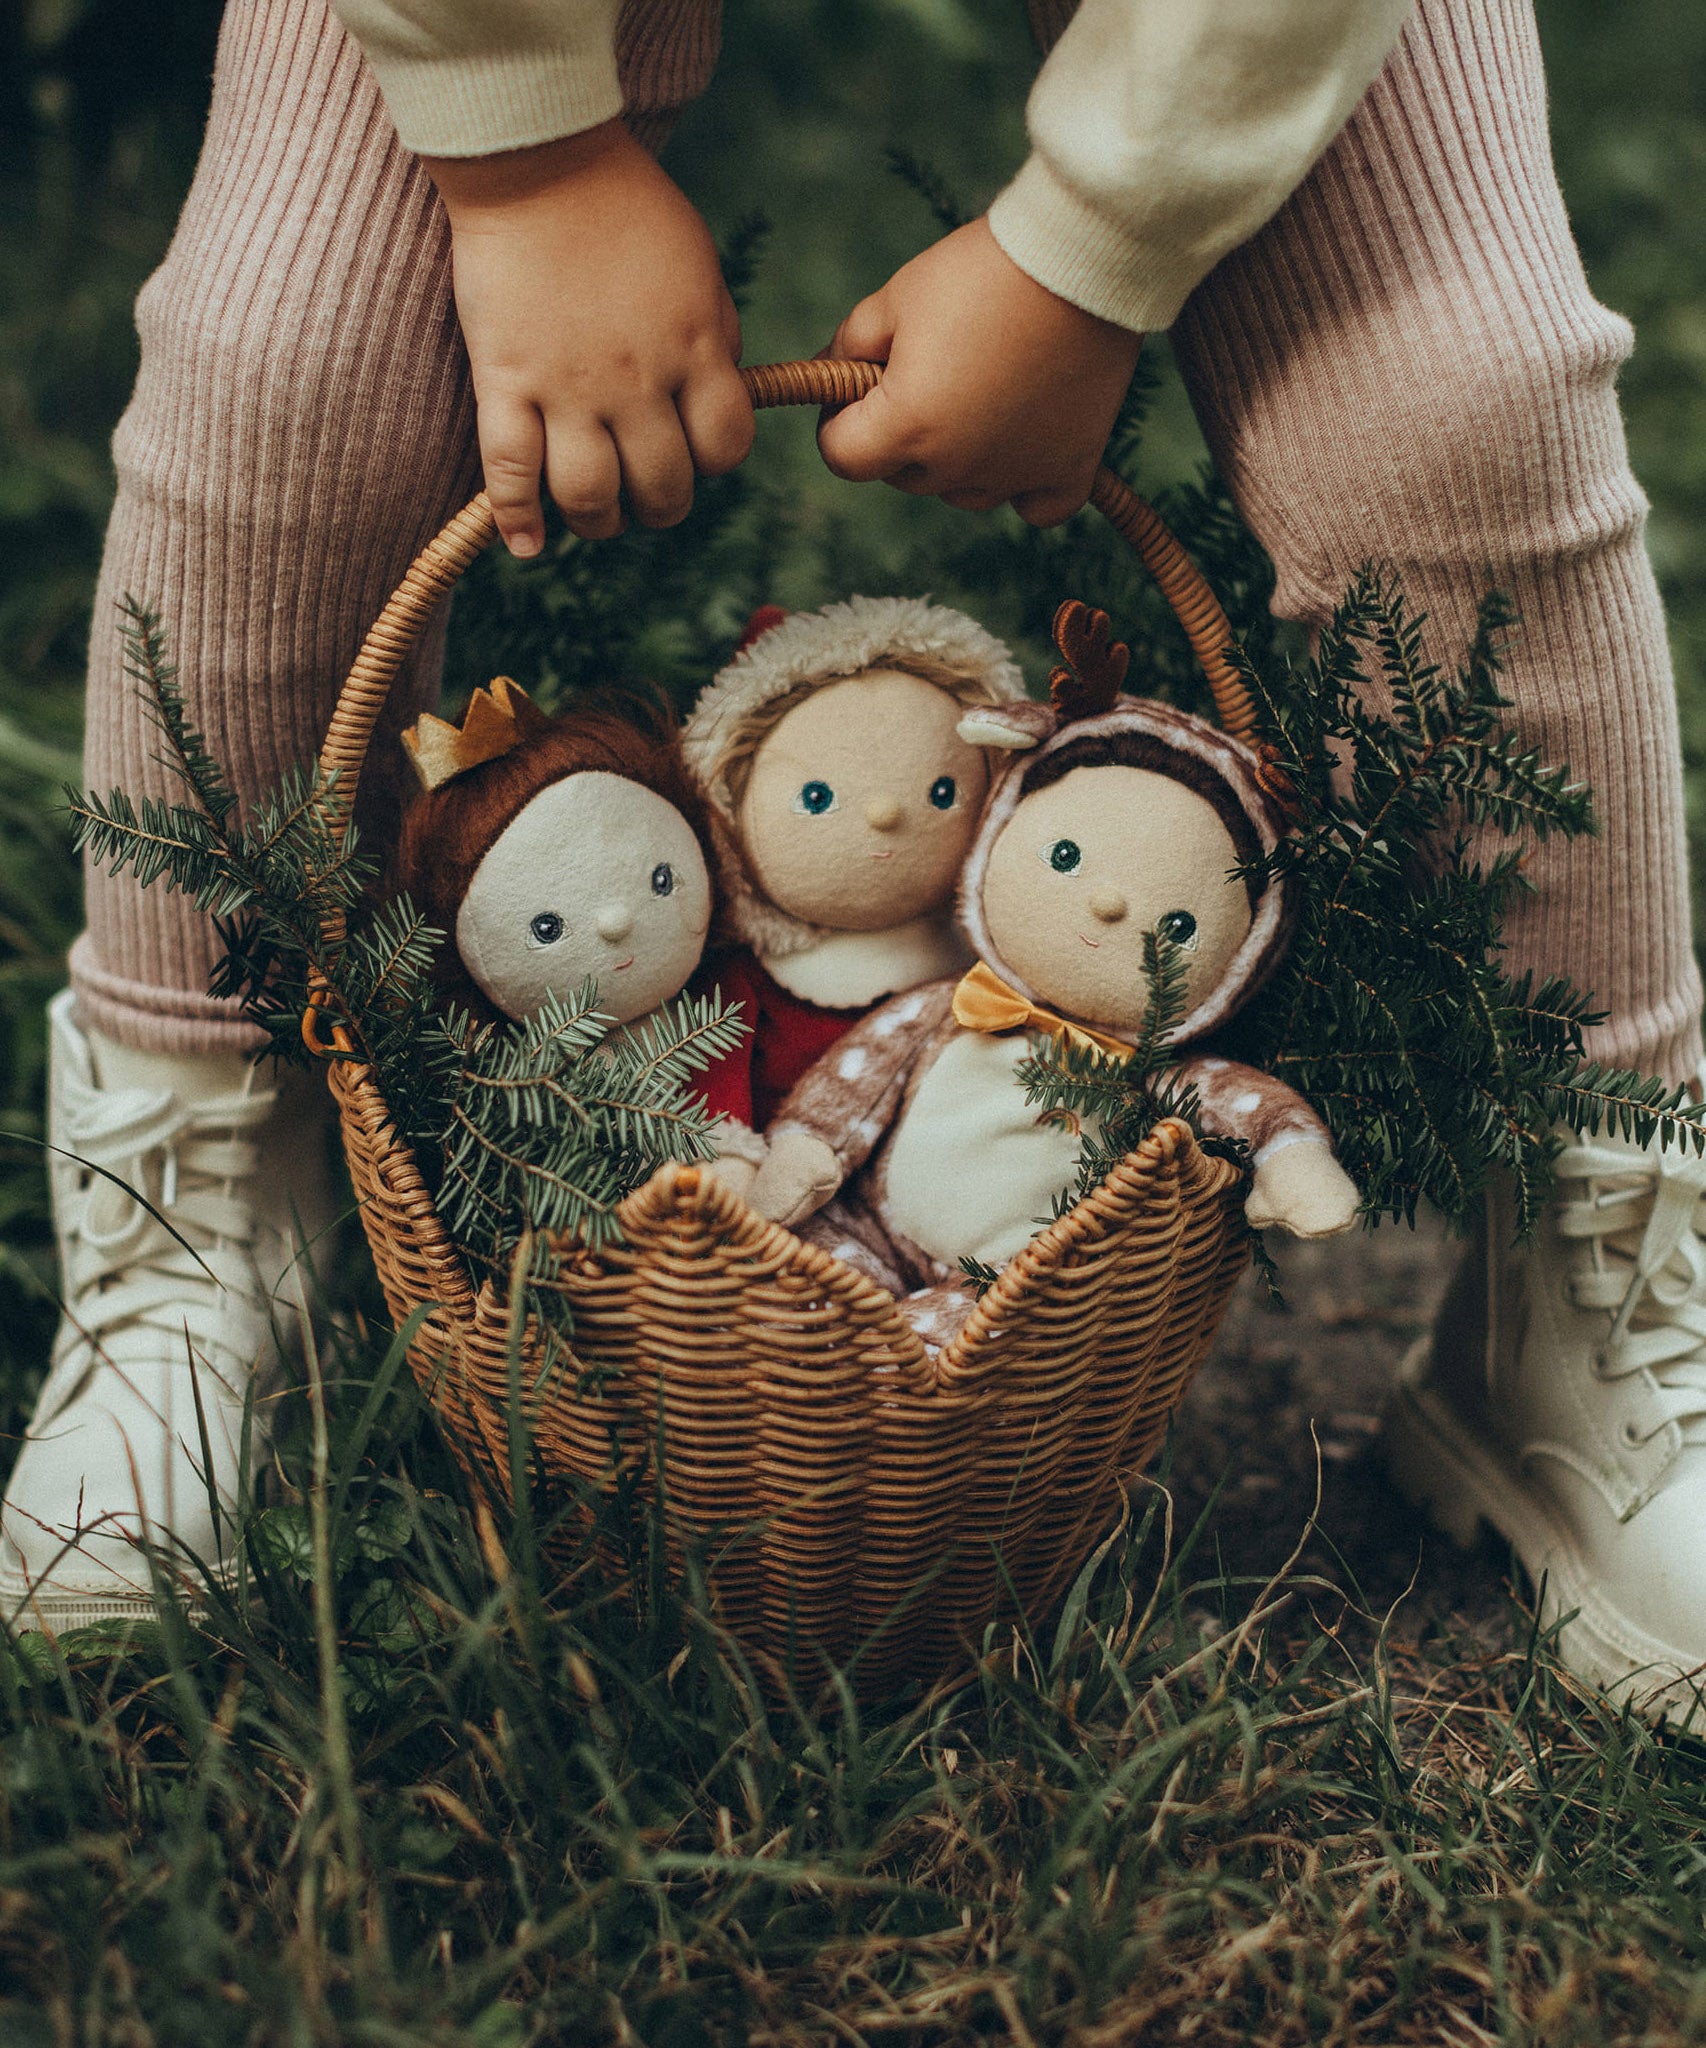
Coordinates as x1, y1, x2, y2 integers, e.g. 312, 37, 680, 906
316, 358, 1253, 824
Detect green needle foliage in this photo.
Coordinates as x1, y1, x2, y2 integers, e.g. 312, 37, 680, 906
70, 601, 744, 1331
1013, 929, 1206, 1219
1230, 570, 1706, 1229
438, 986, 747, 1295
1020, 570, 1706, 1241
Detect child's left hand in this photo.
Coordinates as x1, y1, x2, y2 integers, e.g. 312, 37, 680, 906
817, 219, 1142, 526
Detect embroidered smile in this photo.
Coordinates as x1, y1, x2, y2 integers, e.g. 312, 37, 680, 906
1078, 934, 1102, 949
611, 955, 635, 971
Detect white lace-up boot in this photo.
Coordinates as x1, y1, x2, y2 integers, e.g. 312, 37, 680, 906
0, 990, 336, 1630
1389, 1115, 1706, 1719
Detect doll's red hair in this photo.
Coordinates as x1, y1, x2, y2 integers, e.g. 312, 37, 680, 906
392, 705, 713, 1023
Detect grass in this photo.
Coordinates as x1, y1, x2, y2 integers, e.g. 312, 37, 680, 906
4, 0, 1706, 2040
8, 1322, 1706, 2047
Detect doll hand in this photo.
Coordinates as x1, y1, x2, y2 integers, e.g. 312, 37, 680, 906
1246, 1140, 1361, 1240
700, 1152, 760, 1205
751, 1125, 844, 1228
425, 121, 753, 557
817, 218, 1142, 526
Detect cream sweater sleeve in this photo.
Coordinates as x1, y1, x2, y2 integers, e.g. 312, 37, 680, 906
328, 0, 625, 157
987, 0, 1414, 333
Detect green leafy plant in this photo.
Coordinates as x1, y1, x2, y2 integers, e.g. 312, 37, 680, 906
70, 601, 744, 1331
1227, 571, 1705, 1229
1021, 569, 1706, 1243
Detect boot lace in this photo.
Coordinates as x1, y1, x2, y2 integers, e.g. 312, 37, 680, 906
43, 1066, 278, 1420
1555, 1137, 1706, 1446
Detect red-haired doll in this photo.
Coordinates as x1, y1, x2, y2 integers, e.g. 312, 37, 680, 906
393, 677, 763, 1190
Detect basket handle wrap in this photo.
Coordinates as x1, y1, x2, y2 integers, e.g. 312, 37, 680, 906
315, 357, 1251, 830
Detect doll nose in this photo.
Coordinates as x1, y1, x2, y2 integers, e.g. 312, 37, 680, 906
1088, 889, 1129, 924
596, 903, 635, 944
864, 795, 903, 832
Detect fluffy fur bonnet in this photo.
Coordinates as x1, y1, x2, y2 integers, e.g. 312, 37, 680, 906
956, 691, 1295, 1047
680, 596, 1025, 959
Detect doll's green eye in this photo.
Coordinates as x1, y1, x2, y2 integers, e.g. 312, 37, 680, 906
928, 775, 957, 811
529, 912, 564, 946
651, 862, 675, 897
1157, 909, 1198, 947
796, 780, 837, 816
1045, 838, 1083, 874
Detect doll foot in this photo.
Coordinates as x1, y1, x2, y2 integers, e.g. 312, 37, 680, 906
1245, 1138, 1360, 1238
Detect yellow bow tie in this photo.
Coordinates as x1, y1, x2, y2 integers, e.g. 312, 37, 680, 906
951, 961, 1134, 1063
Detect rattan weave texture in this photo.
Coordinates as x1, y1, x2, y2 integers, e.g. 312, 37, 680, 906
313, 361, 1254, 1690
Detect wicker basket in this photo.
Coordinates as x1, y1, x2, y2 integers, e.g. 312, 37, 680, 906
310, 359, 1258, 1693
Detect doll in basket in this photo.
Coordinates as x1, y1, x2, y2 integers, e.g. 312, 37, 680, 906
750, 604, 1361, 1349
678, 598, 1025, 1146
391, 677, 764, 1193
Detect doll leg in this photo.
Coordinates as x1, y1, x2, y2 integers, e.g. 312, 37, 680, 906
69, 0, 478, 1055
1171, 0, 1701, 1087
898, 1282, 978, 1359
796, 1201, 913, 1300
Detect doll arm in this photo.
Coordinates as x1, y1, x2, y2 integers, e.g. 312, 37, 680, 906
751, 984, 954, 1227
1169, 1054, 1360, 1241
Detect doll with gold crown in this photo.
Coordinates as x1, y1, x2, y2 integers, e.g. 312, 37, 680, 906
391, 675, 764, 1193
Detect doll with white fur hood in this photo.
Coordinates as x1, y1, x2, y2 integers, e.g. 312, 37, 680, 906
749, 603, 1360, 1343
680, 596, 1025, 1136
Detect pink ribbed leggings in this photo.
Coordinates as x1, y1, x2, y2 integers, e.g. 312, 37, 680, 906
73, 0, 1702, 1085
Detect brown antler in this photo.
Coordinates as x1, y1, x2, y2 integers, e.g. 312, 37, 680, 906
1048, 600, 1129, 724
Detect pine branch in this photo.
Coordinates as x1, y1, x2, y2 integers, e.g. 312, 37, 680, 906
884, 146, 967, 232
118, 595, 239, 827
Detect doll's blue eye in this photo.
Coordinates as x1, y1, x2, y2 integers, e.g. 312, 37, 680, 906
1045, 838, 1083, 874
1157, 908, 1198, 947
928, 775, 957, 811
529, 912, 564, 946
796, 780, 837, 816
651, 862, 675, 897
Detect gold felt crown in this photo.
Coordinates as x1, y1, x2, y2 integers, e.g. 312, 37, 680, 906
401, 676, 548, 792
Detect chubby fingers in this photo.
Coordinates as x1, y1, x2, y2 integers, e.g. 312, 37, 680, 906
488, 330, 754, 550
478, 392, 551, 557
816, 290, 913, 486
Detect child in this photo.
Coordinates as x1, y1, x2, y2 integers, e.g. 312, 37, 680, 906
6, 0, 1703, 1714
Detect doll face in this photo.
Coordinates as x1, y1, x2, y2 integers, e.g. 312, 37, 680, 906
737, 669, 989, 931
980, 765, 1253, 1032
455, 771, 712, 1024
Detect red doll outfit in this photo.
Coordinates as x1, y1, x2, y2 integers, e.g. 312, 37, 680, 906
692, 949, 864, 1137
677, 595, 1027, 1138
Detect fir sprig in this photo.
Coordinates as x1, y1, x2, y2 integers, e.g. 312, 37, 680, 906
73, 605, 750, 1335
437, 986, 745, 1287
1013, 932, 1205, 1214
1230, 570, 1702, 1230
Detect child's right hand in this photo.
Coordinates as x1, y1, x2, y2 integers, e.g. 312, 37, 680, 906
425, 121, 754, 557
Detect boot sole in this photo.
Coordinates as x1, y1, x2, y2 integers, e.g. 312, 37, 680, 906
1386, 1337, 1706, 1727
0, 1562, 232, 1637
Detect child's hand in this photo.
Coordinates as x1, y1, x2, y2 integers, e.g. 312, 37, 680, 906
425, 121, 754, 557
817, 219, 1142, 526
